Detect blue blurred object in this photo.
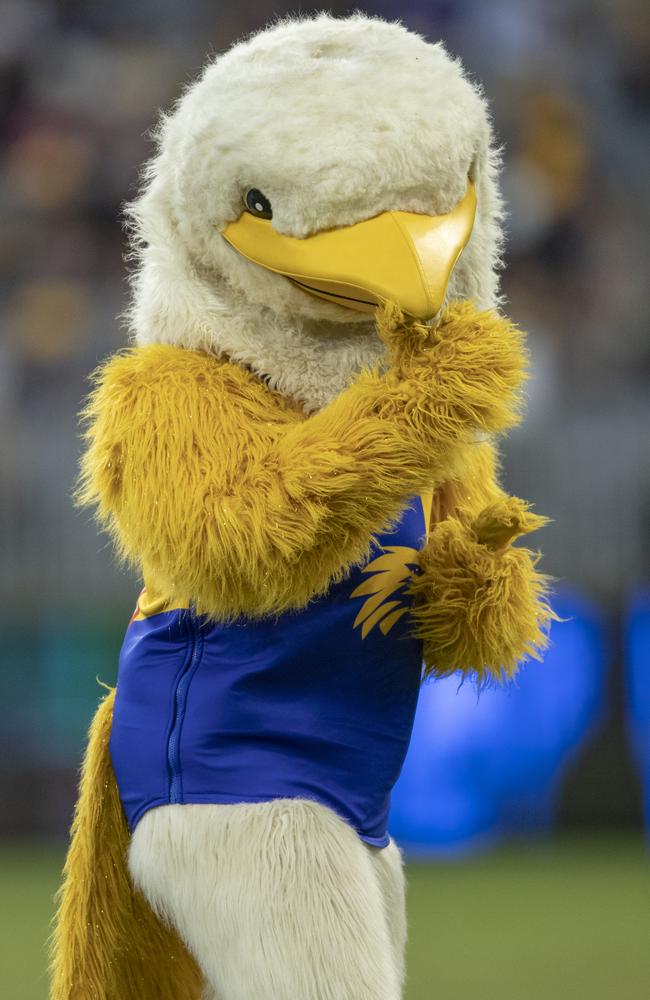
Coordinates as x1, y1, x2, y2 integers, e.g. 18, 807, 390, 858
389, 587, 608, 855
625, 589, 650, 839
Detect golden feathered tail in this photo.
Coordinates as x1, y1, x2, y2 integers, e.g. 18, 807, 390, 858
49, 689, 203, 1000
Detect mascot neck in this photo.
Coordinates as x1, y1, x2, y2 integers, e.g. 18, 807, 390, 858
133, 294, 387, 414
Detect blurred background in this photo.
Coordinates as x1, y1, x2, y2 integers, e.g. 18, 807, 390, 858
0, 1, 648, 997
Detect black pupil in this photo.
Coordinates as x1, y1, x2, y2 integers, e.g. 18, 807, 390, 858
245, 189, 272, 219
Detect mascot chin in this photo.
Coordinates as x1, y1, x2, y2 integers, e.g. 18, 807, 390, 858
51, 14, 553, 1000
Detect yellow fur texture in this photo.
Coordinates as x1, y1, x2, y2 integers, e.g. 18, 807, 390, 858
77, 301, 528, 621
49, 689, 203, 1000
408, 440, 554, 683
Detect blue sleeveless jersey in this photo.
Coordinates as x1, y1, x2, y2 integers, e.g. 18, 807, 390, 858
110, 494, 430, 847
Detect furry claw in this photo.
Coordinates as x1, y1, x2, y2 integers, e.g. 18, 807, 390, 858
472, 497, 548, 551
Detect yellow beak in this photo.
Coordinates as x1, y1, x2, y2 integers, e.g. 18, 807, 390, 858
220, 182, 477, 321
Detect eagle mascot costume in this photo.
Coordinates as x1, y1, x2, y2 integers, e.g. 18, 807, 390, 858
50, 14, 553, 1000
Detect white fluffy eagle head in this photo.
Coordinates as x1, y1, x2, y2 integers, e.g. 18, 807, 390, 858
127, 13, 504, 412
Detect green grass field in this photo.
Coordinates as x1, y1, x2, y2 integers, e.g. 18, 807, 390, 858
1, 836, 648, 1000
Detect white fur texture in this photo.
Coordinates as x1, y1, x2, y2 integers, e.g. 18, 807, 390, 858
129, 801, 407, 1000
126, 13, 504, 412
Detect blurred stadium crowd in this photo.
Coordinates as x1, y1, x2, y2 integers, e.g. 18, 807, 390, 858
0, 0, 648, 842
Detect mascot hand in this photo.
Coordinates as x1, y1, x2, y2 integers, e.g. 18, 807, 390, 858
374, 299, 528, 441
407, 495, 553, 684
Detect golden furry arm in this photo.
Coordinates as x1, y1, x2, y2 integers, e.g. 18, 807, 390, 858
407, 440, 553, 683
78, 302, 527, 620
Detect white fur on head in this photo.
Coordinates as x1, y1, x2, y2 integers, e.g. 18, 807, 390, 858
126, 13, 504, 412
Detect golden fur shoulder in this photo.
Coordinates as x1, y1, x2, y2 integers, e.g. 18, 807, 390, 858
77, 304, 529, 621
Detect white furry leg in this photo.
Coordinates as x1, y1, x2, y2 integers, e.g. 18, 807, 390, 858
129, 801, 403, 1000
368, 839, 408, 991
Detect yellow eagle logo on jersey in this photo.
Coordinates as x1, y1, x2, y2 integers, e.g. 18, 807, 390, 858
350, 544, 420, 639
350, 491, 432, 639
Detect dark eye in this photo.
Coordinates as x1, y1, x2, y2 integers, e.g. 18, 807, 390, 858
244, 189, 272, 219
